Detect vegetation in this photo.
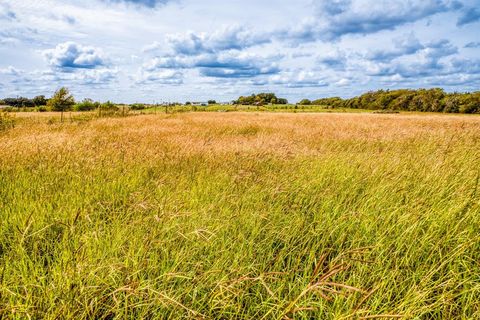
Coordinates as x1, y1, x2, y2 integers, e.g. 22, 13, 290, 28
0, 112, 479, 319
0, 111, 15, 131
130, 103, 146, 110
47, 87, 75, 112
3, 88, 480, 115
74, 98, 100, 112
234, 93, 288, 105
310, 89, 480, 114
298, 99, 312, 105
1, 96, 47, 108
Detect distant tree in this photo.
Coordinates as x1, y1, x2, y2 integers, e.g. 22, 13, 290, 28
208, 100, 217, 105
130, 103, 146, 110
100, 101, 118, 110
185, 101, 192, 105
47, 87, 75, 121
74, 98, 99, 111
33, 95, 47, 106
298, 99, 311, 105
3, 97, 35, 108
234, 93, 288, 105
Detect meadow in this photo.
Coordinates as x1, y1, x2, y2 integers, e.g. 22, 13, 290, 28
0, 111, 479, 319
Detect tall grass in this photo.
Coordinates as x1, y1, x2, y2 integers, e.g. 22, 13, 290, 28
0, 112, 15, 131
0, 113, 479, 319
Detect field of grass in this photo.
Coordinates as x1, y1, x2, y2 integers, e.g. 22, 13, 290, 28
139, 104, 372, 114
1, 112, 479, 319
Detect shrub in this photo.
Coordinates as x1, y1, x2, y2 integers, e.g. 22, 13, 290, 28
100, 101, 118, 111
130, 103, 146, 110
74, 99, 100, 111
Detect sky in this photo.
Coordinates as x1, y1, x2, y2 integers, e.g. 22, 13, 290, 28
0, 0, 480, 103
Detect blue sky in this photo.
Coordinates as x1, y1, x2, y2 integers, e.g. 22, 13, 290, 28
0, 0, 479, 103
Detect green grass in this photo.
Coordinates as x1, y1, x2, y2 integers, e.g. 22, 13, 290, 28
0, 113, 479, 319
140, 104, 372, 114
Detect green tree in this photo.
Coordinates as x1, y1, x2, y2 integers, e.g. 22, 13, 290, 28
298, 99, 311, 105
33, 95, 47, 106
47, 87, 75, 121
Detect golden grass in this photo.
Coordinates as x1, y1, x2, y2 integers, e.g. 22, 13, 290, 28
4, 112, 480, 161
1, 112, 479, 319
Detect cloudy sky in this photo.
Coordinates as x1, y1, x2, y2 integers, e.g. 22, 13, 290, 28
1, 0, 479, 103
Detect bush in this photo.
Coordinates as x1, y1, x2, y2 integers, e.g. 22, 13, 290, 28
97, 101, 122, 117
298, 99, 311, 105
130, 103, 146, 110
100, 101, 118, 111
74, 99, 100, 111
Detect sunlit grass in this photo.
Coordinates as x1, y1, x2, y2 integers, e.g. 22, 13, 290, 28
1, 112, 479, 319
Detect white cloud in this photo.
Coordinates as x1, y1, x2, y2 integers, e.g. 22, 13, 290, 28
43, 42, 106, 69
0, 0, 479, 102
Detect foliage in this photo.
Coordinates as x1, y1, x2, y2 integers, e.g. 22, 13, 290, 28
3, 97, 35, 108
298, 99, 312, 105
310, 89, 480, 114
99, 101, 119, 111
2, 95, 48, 108
130, 103, 146, 110
74, 98, 100, 111
47, 87, 75, 112
234, 93, 288, 105
33, 95, 48, 106
208, 100, 217, 105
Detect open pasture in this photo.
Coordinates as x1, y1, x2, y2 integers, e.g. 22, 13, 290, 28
0, 112, 479, 319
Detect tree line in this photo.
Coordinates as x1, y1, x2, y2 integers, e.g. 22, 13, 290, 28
2, 88, 479, 114
1, 88, 119, 112
299, 88, 480, 114
234, 93, 288, 105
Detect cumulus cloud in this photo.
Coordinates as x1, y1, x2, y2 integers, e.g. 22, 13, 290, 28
102, 0, 173, 8
0, 66, 21, 76
281, 0, 462, 42
465, 41, 480, 48
266, 71, 329, 88
136, 69, 183, 84
0, 2, 16, 21
30, 68, 117, 84
143, 51, 281, 79
141, 24, 280, 80
366, 38, 462, 80
317, 50, 348, 70
195, 52, 280, 78
165, 25, 271, 55
423, 39, 458, 60
457, 7, 480, 26
1, 0, 479, 101
43, 42, 106, 70
366, 33, 424, 62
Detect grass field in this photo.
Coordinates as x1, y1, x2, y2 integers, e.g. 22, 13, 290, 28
1, 112, 479, 319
